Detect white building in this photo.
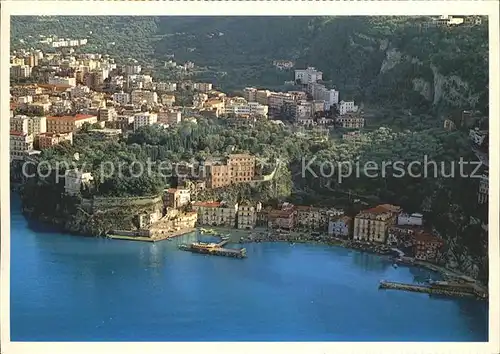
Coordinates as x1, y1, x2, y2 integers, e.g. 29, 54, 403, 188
295, 67, 323, 84
224, 101, 268, 118
124, 64, 142, 75
193, 82, 213, 92
339, 100, 359, 115
64, 170, 93, 196
397, 213, 423, 226
10, 115, 47, 136
10, 131, 34, 160
112, 92, 130, 105
310, 83, 339, 110
133, 112, 158, 131
156, 82, 177, 92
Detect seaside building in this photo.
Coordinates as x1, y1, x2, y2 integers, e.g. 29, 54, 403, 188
268, 203, 297, 230
353, 204, 400, 243
412, 231, 444, 262
387, 225, 420, 249
138, 210, 162, 229
328, 216, 352, 239
296, 206, 325, 231
204, 154, 256, 189
164, 188, 191, 209
192, 201, 238, 228
397, 213, 423, 226
237, 203, 262, 230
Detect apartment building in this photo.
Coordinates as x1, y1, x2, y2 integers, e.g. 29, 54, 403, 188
296, 206, 325, 231
328, 216, 352, 239
295, 67, 323, 84
193, 82, 213, 92
49, 76, 76, 87
224, 101, 269, 118
46, 114, 98, 133
158, 110, 182, 125
310, 83, 339, 109
192, 201, 238, 227
112, 92, 130, 105
133, 112, 158, 131
99, 107, 118, 122
160, 94, 176, 107
156, 82, 177, 92
10, 131, 34, 160
339, 101, 359, 115
37, 132, 73, 149
353, 204, 400, 243
10, 115, 47, 136
268, 204, 297, 230
237, 203, 262, 230
11, 64, 32, 79
335, 115, 365, 129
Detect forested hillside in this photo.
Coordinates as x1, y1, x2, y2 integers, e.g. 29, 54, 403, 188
12, 16, 488, 113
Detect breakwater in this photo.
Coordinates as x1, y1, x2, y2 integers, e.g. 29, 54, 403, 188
379, 280, 485, 300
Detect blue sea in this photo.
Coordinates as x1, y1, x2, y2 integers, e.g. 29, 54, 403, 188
10, 195, 488, 341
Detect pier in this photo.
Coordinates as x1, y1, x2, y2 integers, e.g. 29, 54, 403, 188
379, 280, 486, 300
179, 238, 246, 259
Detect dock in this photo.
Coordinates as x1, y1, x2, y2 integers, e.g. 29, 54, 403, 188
108, 228, 195, 242
379, 280, 485, 300
179, 239, 246, 259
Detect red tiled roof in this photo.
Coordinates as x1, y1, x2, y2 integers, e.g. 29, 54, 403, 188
414, 231, 444, 245
192, 201, 221, 208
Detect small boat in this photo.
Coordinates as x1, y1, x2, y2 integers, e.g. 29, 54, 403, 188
393, 263, 398, 269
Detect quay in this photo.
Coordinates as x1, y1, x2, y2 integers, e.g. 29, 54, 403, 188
179, 238, 246, 259
379, 280, 486, 300
107, 227, 195, 242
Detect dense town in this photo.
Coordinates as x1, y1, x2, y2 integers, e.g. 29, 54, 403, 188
9, 32, 488, 285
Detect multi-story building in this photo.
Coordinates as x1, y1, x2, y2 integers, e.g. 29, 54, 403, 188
295, 67, 323, 84
339, 100, 359, 115
310, 83, 339, 110
243, 88, 258, 102
296, 206, 325, 231
164, 188, 191, 209
10, 131, 34, 160
46, 114, 98, 133
10, 64, 32, 79
268, 204, 297, 230
37, 132, 74, 149
48, 76, 76, 87
131, 90, 158, 106
204, 154, 256, 189
133, 112, 158, 131
192, 201, 238, 227
99, 107, 118, 122
161, 94, 176, 107
335, 115, 365, 129
10, 115, 47, 136
353, 204, 400, 243
397, 213, 423, 226
413, 231, 444, 262
268, 92, 296, 117
224, 101, 269, 118
158, 110, 182, 125
478, 173, 488, 204
112, 92, 130, 105
237, 203, 261, 230
156, 82, 177, 92
64, 170, 93, 196
124, 64, 142, 75
193, 82, 213, 92
328, 216, 352, 239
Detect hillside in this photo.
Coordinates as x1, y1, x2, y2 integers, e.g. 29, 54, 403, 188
11, 16, 488, 114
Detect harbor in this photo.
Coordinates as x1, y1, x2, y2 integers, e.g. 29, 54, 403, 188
179, 237, 247, 259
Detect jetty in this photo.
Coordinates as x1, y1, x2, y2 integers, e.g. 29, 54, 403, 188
108, 227, 195, 242
179, 237, 247, 259
379, 280, 487, 300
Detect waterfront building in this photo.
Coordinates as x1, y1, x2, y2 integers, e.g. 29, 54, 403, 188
164, 188, 191, 209
296, 206, 325, 231
353, 204, 400, 243
328, 216, 352, 238
64, 170, 93, 196
37, 132, 73, 150
46, 114, 98, 133
10, 131, 34, 160
412, 231, 444, 262
138, 210, 162, 229
268, 203, 297, 230
237, 203, 262, 230
387, 225, 419, 248
192, 201, 238, 228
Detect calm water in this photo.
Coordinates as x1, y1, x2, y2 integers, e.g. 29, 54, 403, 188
10, 195, 488, 341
